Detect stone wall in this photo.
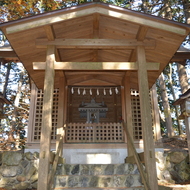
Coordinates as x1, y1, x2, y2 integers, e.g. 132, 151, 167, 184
0, 151, 190, 189
0, 151, 39, 189
156, 151, 190, 184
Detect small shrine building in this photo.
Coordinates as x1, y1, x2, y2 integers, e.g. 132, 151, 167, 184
0, 2, 190, 190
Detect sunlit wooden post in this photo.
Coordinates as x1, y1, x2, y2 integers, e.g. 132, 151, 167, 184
124, 74, 133, 157
27, 81, 38, 143
151, 84, 162, 142
38, 45, 55, 190
56, 76, 66, 156
137, 45, 158, 190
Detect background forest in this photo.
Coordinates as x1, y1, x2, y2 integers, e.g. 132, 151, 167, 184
0, 0, 190, 150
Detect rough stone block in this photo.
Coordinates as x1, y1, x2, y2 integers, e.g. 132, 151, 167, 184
105, 164, 114, 175
20, 159, 29, 168
68, 176, 79, 187
71, 164, 80, 175
2, 152, 23, 166
168, 152, 188, 164
89, 176, 99, 187
25, 152, 34, 161
80, 164, 90, 175
16, 175, 27, 182
13, 181, 30, 190
79, 176, 90, 187
0, 165, 22, 177
30, 172, 38, 183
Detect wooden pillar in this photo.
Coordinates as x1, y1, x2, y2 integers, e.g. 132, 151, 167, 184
184, 100, 190, 163
56, 76, 66, 156
124, 74, 133, 157
185, 116, 190, 162
64, 86, 68, 127
151, 84, 162, 142
37, 45, 55, 190
137, 45, 158, 190
121, 86, 127, 142
27, 81, 37, 143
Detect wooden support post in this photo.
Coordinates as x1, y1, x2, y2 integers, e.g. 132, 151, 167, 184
121, 86, 127, 142
56, 76, 66, 156
124, 75, 133, 157
185, 116, 190, 163
27, 81, 37, 143
151, 84, 162, 142
37, 45, 55, 190
62, 85, 68, 144
137, 45, 158, 190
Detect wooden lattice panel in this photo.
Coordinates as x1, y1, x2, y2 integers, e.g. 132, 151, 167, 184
131, 89, 154, 140
33, 89, 59, 141
66, 123, 124, 143
131, 90, 142, 140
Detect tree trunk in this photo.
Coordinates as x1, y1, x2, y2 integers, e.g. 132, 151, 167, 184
8, 69, 24, 145
159, 73, 174, 137
168, 63, 183, 135
2, 62, 11, 97
177, 63, 189, 94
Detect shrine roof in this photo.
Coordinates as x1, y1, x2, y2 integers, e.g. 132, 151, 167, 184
0, 2, 190, 89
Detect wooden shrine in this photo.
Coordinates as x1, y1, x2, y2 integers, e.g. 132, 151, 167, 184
1, 2, 190, 190
78, 98, 108, 123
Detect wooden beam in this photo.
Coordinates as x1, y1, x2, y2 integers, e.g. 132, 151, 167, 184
37, 45, 55, 190
36, 38, 156, 49
137, 45, 158, 190
6, 6, 187, 35
33, 61, 160, 71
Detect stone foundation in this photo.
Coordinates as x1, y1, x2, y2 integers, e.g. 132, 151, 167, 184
0, 150, 189, 189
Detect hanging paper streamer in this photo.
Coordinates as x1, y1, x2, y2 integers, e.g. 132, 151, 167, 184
90, 89, 92, 95
109, 88, 112, 95
78, 88, 80, 95
71, 87, 74, 94
115, 87, 118, 94
83, 88, 86, 95
97, 89, 99, 95
104, 88, 106, 95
